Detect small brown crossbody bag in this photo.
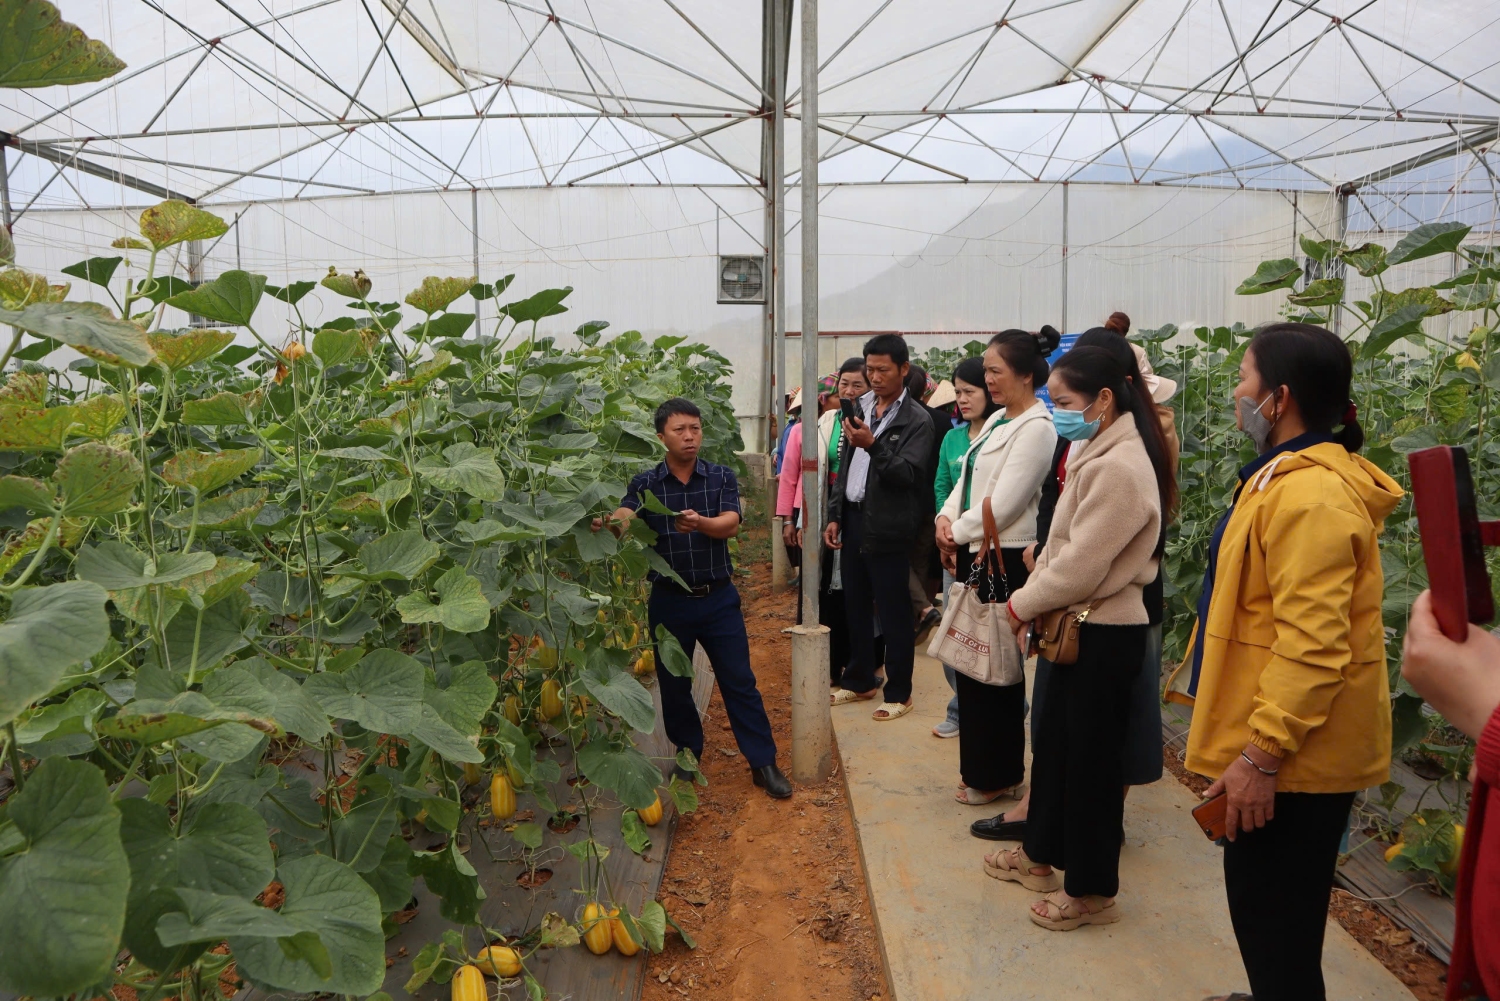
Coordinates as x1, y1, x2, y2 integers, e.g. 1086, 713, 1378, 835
1029, 603, 1096, 665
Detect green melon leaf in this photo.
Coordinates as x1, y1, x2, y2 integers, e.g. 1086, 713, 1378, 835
164, 271, 265, 328
148, 329, 237, 371
415, 442, 506, 501
0, 580, 110, 726
138, 201, 228, 252
181, 389, 262, 426
118, 799, 274, 970
0, 0, 126, 88
1234, 258, 1300, 295
303, 648, 424, 732
54, 441, 142, 516
0, 759, 128, 997
75, 541, 217, 589
0, 300, 154, 366
405, 275, 477, 316
349, 529, 440, 581
0, 402, 78, 451
582, 663, 656, 734
227, 855, 385, 995
575, 740, 662, 811
161, 447, 262, 495
163, 486, 267, 530
396, 566, 491, 633
60, 256, 122, 288
0, 473, 55, 512
1387, 222, 1471, 266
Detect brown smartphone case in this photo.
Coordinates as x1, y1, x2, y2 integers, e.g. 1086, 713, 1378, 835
1192, 793, 1228, 841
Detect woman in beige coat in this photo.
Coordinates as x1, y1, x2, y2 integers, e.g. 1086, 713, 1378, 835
935, 328, 1059, 805
986, 346, 1177, 931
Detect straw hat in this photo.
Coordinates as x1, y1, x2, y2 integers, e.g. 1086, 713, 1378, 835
927, 379, 957, 408
788, 387, 803, 413
1130, 342, 1177, 403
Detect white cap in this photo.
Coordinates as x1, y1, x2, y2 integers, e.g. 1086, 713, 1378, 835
1131, 342, 1177, 403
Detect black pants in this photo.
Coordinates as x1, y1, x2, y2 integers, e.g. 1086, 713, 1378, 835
793, 534, 853, 686
1024, 622, 1146, 898
1223, 791, 1356, 1001
647, 581, 778, 769
957, 547, 1029, 790
841, 503, 916, 704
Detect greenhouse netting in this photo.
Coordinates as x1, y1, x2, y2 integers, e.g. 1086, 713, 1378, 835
3, 0, 1498, 447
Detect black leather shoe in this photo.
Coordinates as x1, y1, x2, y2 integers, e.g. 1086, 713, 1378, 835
670, 764, 696, 783
971, 812, 1028, 841
751, 764, 793, 799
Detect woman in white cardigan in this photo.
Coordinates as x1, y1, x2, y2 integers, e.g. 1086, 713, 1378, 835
936, 328, 1060, 805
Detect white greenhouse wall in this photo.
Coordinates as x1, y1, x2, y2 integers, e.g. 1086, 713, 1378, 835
11, 182, 1339, 449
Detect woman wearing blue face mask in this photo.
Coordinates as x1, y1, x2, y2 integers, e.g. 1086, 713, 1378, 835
983, 346, 1176, 932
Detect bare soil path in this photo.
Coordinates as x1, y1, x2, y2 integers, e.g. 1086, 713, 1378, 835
641, 565, 888, 1001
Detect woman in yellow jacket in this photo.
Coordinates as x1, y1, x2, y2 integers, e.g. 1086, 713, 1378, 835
1166, 322, 1401, 1001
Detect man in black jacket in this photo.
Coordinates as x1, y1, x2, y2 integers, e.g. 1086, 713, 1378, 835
824, 334, 935, 720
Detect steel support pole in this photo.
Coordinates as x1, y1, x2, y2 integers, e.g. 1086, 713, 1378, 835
1335, 184, 1350, 338
772, 0, 787, 448
768, 0, 791, 594
789, 0, 832, 786
1060, 181, 1070, 333
471, 188, 482, 334
0, 145, 13, 233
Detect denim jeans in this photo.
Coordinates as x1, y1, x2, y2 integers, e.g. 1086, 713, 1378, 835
938, 569, 959, 725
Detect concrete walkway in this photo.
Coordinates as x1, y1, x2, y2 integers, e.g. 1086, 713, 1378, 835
832, 652, 1415, 1001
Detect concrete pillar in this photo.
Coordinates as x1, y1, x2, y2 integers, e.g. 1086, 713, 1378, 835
785, 623, 832, 783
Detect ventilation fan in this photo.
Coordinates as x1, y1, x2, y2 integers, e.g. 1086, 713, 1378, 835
718, 255, 766, 304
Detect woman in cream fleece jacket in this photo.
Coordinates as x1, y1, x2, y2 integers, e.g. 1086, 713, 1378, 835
985, 345, 1176, 933
935, 328, 1059, 806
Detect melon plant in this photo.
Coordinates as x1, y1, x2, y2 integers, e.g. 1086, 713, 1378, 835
0, 194, 727, 998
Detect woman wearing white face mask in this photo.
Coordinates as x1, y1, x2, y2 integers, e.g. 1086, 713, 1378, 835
1165, 323, 1400, 1001
984, 346, 1176, 931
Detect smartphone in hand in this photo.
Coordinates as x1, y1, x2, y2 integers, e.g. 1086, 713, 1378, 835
839, 398, 858, 424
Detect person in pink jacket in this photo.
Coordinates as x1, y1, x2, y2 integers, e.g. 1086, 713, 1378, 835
779, 359, 869, 686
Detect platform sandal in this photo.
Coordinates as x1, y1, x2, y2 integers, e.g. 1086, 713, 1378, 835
1028, 890, 1119, 931
982, 847, 1060, 891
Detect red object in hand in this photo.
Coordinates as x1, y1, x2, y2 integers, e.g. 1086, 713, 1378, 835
1407, 446, 1496, 640
1449, 704, 1500, 1000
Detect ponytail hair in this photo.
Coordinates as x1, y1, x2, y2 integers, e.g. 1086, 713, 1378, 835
1050, 345, 1179, 552
988, 324, 1061, 390
1247, 322, 1364, 452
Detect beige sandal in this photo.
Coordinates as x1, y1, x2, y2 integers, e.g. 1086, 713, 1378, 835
982, 848, 1060, 891
1029, 890, 1120, 931
830, 687, 879, 706
871, 701, 912, 721
956, 783, 1023, 805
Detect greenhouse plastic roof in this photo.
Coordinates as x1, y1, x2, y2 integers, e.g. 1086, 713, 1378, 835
2, 0, 1498, 207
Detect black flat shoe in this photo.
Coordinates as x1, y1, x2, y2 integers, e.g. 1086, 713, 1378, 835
971, 812, 1028, 841
751, 764, 793, 799
670, 764, 697, 783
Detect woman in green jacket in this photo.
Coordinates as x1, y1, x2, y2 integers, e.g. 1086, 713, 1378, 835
930, 356, 1000, 737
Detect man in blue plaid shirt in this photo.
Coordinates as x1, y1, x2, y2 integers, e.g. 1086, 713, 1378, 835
593, 398, 791, 799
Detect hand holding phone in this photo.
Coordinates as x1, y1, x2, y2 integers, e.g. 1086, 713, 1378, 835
839, 398, 857, 424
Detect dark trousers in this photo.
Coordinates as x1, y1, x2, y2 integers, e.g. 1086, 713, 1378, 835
1024, 622, 1146, 898
840, 503, 917, 704
793, 530, 853, 686
1223, 791, 1357, 1001
957, 546, 1029, 790
648, 581, 778, 770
